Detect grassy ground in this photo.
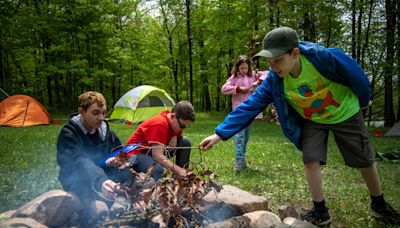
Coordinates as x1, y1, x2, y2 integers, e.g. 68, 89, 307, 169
0, 112, 399, 227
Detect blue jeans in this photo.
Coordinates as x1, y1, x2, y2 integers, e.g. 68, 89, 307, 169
128, 136, 191, 180
234, 125, 251, 164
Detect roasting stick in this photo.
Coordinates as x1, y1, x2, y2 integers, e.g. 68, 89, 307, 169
95, 145, 206, 201
138, 145, 202, 150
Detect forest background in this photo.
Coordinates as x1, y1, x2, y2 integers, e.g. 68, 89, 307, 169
0, 0, 399, 126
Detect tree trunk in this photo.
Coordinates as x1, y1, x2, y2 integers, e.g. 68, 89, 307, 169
268, 0, 274, 26
54, 76, 60, 108
0, 44, 9, 92
43, 38, 52, 106
117, 77, 121, 105
170, 36, 179, 102
351, 0, 357, 59
384, 0, 396, 127
215, 49, 223, 112
112, 74, 116, 106
276, 6, 281, 26
198, 38, 211, 111
160, 0, 179, 102
396, 0, 400, 121
34, 0, 52, 105
251, 0, 259, 31
186, 0, 193, 103
302, 1, 316, 42
361, 0, 374, 68
356, 0, 363, 63
326, 15, 332, 47
46, 75, 52, 105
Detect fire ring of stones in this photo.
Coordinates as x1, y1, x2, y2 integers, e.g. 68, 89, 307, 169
0, 173, 316, 227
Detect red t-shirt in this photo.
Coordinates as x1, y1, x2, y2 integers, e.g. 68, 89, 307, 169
126, 110, 182, 157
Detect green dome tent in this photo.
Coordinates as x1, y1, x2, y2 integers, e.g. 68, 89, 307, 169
109, 85, 175, 123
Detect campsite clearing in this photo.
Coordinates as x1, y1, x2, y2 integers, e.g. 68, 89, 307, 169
0, 113, 399, 227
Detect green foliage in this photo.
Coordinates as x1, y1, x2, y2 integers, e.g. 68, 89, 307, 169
0, 0, 398, 119
0, 113, 399, 227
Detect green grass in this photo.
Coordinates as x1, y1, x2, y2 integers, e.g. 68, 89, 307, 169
1, 112, 399, 227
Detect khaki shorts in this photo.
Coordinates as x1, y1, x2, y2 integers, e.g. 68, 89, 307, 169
301, 111, 374, 168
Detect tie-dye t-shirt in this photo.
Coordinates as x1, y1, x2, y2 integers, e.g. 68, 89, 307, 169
284, 55, 359, 124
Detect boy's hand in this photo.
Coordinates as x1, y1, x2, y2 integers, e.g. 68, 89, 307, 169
177, 168, 192, 178
105, 156, 129, 169
101, 179, 120, 200
199, 134, 221, 150
105, 157, 117, 166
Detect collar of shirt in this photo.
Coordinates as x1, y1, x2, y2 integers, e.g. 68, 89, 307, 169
71, 114, 107, 141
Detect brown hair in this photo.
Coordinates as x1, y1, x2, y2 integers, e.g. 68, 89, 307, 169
172, 100, 195, 121
231, 55, 253, 77
78, 91, 106, 111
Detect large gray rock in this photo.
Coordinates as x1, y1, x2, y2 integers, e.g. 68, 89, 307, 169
278, 204, 298, 220
283, 217, 317, 228
204, 185, 268, 214
243, 210, 283, 228
195, 201, 240, 223
11, 189, 82, 227
0, 217, 48, 228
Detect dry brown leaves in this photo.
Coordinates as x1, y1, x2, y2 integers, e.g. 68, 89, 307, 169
103, 159, 222, 227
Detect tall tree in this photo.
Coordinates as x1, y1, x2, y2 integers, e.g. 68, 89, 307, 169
360, 0, 374, 68
356, 0, 364, 62
384, 0, 396, 126
397, 0, 400, 121
351, 0, 357, 59
302, 0, 316, 42
185, 0, 193, 103
159, 0, 181, 101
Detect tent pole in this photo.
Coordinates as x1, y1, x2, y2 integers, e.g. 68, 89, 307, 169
22, 100, 30, 127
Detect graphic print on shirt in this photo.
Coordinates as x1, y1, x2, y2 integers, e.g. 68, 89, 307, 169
289, 78, 340, 119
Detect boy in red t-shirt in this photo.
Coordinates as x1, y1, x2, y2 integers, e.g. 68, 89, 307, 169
124, 101, 195, 180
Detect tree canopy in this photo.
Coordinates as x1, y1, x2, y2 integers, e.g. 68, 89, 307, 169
0, 0, 399, 125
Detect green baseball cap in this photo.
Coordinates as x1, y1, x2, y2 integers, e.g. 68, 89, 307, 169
254, 27, 299, 59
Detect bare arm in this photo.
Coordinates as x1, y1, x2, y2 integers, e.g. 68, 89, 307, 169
151, 143, 188, 177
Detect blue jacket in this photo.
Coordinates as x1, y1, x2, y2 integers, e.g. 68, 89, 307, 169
215, 41, 371, 150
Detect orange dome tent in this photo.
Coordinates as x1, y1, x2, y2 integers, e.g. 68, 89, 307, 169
0, 95, 52, 127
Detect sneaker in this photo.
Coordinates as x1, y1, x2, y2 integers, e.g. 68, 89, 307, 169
234, 161, 247, 171
300, 207, 331, 226
371, 202, 400, 225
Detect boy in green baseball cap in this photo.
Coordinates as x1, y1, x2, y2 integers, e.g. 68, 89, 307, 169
200, 26, 400, 226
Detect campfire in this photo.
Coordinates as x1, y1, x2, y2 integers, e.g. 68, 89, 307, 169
100, 151, 226, 227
